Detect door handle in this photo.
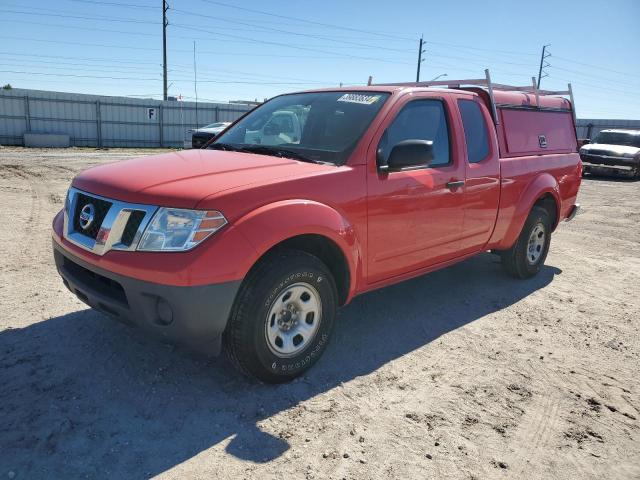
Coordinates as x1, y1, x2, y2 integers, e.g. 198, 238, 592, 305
446, 180, 465, 190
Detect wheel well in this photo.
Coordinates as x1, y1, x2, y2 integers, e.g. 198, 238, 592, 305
534, 193, 558, 229
256, 234, 351, 306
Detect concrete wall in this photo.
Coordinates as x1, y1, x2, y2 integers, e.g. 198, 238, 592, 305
0, 88, 253, 148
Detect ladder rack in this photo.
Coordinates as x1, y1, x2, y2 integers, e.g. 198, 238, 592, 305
369, 69, 576, 127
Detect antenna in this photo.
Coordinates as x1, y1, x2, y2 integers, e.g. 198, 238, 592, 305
193, 40, 199, 127
162, 0, 169, 101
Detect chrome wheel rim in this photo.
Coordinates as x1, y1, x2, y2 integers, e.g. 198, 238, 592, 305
265, 282, 322, 358
527, 223, 546, 265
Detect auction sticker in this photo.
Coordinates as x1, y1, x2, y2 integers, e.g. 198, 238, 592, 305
337, 93, 381, 105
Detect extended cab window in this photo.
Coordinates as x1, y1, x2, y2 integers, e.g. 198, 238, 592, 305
212, 91, 390, 165
378, 99, 450, 167
458, 99, 490, 163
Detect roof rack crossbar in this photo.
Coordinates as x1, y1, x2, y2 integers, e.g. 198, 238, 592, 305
369, 69, 575, 127
485, 69, 499, 126
370, 74, 571, 97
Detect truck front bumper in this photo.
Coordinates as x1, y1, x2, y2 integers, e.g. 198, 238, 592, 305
581, 154, 639, 174
53, 240, 241, 356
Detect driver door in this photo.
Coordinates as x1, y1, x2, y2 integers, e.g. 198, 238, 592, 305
366, 94, 466, 284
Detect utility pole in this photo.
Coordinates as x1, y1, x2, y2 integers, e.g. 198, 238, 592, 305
162, 0, 169, 100
537, 44, 551, 89
416, 36, 425, 82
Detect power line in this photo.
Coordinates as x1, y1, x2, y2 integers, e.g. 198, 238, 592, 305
549, 65, 640, 90
0, 51, 161, 66
0, 69, 339, 86
63, 0, 408, 39
425, 40, 537, 57
170, 7, 412, 54
64, 0, 156, 8
1, 5, 540, 63
0, 70, 162, 81
194, 0, 415, 42
0, 35, 159, 51
553, 55, 640, 79
0, 18, 158, 37
170, 23, 414, 65
0, 61, 164, 76
0, 16, 410, 55
2, 8, 158, 24
551, 76, 640, 99
0, 51, 344, 83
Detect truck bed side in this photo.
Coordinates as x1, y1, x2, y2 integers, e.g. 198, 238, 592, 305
487, 153, 581, 250
467, 88, 582, 250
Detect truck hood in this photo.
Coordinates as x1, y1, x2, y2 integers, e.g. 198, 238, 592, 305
193, 127, 225, 134
580, 143, 640, 157
72, 149, 336, 208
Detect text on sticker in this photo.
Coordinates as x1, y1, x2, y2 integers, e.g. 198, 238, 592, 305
337, 93, 381, 105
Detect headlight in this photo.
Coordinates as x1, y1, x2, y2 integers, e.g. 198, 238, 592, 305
137, 208, 227, 252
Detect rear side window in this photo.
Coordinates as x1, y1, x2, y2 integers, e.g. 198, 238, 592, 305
458, 99, 490, 163
378, 99, 451, 167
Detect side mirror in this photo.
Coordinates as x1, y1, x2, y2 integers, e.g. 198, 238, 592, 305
378, 139, 434, 172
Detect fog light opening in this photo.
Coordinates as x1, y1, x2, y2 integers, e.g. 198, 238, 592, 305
155, 297, 174, 326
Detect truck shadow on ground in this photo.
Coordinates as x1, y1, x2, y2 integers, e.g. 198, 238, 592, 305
0, 253, 560, 478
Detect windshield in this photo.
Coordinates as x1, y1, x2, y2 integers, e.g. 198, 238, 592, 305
594, 131, 640, 148
203, 123, 227, 129
211, 91, 390, 164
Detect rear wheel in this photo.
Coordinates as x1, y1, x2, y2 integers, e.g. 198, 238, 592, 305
500, 206, 552, 279
223, 250, 337, 383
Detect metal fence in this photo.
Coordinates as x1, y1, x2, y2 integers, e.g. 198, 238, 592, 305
0, 88, 253, 148
2, 88, 639, 148
576, 118, 640, 140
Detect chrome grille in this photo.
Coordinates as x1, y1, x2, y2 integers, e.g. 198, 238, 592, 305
120, 210, 146, 246
73, 193, 112, 240
63, 188, 158, 256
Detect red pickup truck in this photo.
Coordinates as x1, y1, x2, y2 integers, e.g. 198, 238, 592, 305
52, 72, 582, 382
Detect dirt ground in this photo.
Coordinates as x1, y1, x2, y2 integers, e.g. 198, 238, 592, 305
0, 146, 638, 480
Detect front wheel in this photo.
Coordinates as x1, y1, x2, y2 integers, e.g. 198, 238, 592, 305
499, 206, 552, 279
223, 250, 338, 383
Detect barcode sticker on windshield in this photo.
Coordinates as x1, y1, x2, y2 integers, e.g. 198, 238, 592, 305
337, 93, 381, 105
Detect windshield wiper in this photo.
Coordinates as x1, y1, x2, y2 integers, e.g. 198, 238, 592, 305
209, 143, 334, 165
240, 145, 327, 164
208, 142, 244, 152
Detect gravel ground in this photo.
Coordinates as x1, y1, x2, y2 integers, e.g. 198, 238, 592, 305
0, 146, 638, 480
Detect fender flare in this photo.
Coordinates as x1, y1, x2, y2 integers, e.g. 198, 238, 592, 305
498, 173, 561, 250
232, 199, 362, 301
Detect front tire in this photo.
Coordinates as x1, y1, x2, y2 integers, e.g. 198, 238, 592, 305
500, 206, 552, 279
223, 250, 338, 383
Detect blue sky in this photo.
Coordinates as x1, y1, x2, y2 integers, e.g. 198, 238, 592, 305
1, 0, 639, 118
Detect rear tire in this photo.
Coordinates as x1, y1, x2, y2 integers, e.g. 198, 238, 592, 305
500, 206, 552, 279
223, 249, 338, 383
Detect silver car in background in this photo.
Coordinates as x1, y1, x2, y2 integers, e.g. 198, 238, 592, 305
188, 122, 232, 149
580, 129, 640, 178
